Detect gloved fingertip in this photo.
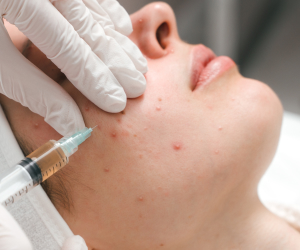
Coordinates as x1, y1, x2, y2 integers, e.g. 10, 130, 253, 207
120, 24, 133, 37
62, 235, 88, 250
141, 64, 149, 75
44, 102, 86, 137
104, 97, 127, 113
126, 76, 147, 98
132, 51, 148, 74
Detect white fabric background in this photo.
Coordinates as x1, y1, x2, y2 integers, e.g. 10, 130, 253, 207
259, 111, 300, 222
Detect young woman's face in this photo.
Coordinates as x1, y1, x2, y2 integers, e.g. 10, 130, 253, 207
2, 2, 283, 249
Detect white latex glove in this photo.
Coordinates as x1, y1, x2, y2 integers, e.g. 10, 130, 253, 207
0, 204, 88, 250
0, 205, 33, 250
0, 0, 148, 136
62, 235, 88, 250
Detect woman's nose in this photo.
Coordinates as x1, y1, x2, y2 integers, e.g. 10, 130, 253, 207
129, 2, 180, 59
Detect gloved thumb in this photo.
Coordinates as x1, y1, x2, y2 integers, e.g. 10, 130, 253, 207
0, 205, 33, 250
62, 235, 88, 250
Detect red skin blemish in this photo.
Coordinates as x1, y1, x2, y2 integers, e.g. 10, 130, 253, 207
144, 127, 148, 131
104, 168, 109, 172
34, 123, 39, 128
134, 134, 137, 137
138, 196, 144, 201
158, 98, 162, 102
160, 244, 164, 247
117, 119, 122, 124
218, 126, 223, 131
215, 150, 219, 155
172, 142, 182, 151
156, 106, 161, 111
139, 19, 143, 23
111, 132, 117, 138
139, 154, 143, 159
85, 106, 89, 111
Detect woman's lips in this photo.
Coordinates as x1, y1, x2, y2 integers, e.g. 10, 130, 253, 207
190, 45, 235, 91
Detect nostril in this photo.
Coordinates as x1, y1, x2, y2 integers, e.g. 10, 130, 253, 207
156, 22, 170, 49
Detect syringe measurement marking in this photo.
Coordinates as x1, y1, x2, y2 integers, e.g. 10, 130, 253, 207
42, 160, 66, 179
4, 183, 33, 207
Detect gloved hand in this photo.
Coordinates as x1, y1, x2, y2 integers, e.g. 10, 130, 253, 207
0, 0, 148, 136
0, 204, 89, 250
0, 205, 33, 250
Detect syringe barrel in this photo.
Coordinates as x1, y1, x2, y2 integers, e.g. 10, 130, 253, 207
0, 165, 34, 206
26, 140, 69, 182
0, 127, 92, 207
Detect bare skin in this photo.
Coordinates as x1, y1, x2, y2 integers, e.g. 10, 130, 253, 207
1, 2, 300, 250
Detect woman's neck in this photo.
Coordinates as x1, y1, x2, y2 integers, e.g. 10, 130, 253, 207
187, 195, 300, 250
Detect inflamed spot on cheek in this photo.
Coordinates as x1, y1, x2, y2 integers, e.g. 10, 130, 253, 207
155, 97, 163, 111
172, 142, 183, 151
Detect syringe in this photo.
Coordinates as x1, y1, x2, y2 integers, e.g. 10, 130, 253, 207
0, 127, 95, 207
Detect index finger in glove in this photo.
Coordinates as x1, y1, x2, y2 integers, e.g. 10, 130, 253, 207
0, 22, 85, 136
96, 0, 133, 36
84, 0, 148, 74
2, 0, 127, 113
0, 205, 32, 250
52, 0, 146, 98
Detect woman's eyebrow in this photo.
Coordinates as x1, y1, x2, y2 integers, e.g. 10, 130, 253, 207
22, 39, 32, 59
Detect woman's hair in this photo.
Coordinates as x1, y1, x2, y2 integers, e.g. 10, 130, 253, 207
14, 129, 73, 213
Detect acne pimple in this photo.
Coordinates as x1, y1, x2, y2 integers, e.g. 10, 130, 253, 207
117, 119, 121, 124
215, 150, 219, 154
85, 106, 89, 111
170, 48, 174, 53
158, 98, 162, 102
144, 127, 148, 131
173, 142, 182, 151
139, 154, 143, 159
218, 126, 223, 131
134, 134, 137, 137
111, 132, 117, 138
139, 19, 143, 23
156, 106, 161, 111
34, 123, 39, 128
160, 243, 165, 247
138, 196, 144, 201
104, 168, 109, 172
